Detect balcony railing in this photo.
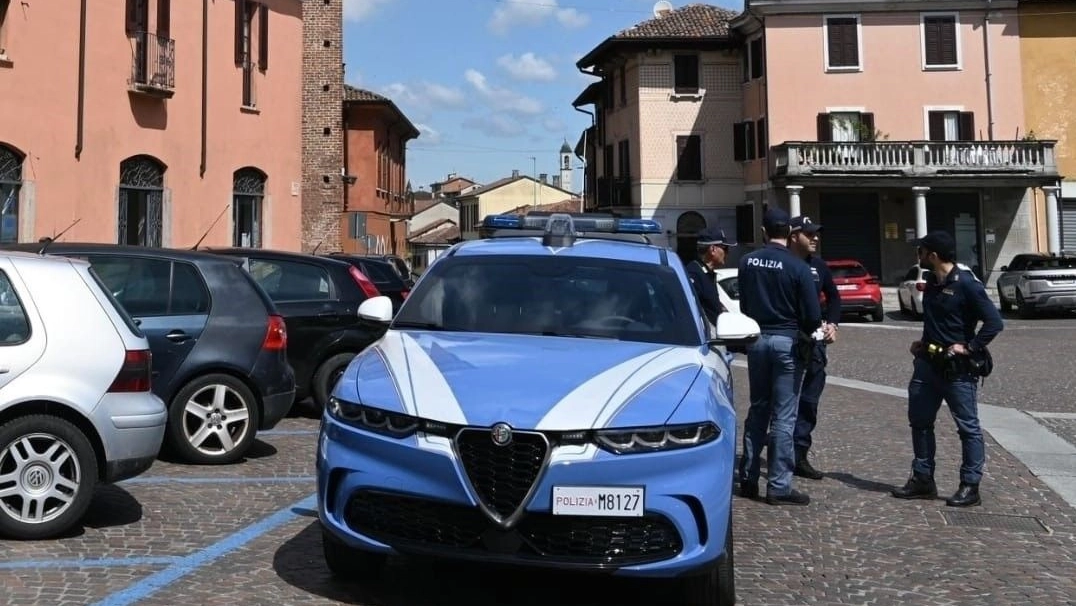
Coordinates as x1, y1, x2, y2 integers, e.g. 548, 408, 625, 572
771, 140, 1058, 179
129, 31, 175, 98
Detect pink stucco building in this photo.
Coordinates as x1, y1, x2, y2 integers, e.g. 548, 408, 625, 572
0, 0, 304, 249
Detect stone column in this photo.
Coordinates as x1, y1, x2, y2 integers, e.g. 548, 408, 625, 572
786, 185, 803, 217
912, 186, 930, 237
1044, 185, 1061, 254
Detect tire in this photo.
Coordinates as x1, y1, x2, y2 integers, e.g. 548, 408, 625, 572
322, 526, 385, 580
898, 295, 909, 316
683, 510, 735, 605
167, 373, 259, 465
871, 305, 884, 322
1016, 292, 1036, 319
0, 415, 99, 540
311, 353, 357, 413
999, 292, 1012, 313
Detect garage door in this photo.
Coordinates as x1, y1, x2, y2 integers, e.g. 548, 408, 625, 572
1062, 199, 1076, 253
819, 193, 881, 277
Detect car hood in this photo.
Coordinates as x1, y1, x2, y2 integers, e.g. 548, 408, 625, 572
339, 330, 706, 430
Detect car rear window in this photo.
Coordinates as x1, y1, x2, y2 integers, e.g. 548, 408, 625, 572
829, 265, 868, 279
359, 260, 406, 288
86, 266, 145, 338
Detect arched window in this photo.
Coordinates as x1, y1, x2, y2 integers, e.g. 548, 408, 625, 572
118, 155, 166, 247
233, 167, 266, 248
0, 145, 23, 244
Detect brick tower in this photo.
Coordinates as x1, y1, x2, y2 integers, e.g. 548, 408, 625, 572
300, 0, 344, 252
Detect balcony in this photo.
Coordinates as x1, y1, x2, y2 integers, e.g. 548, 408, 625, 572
771, 140, 1059, 186
129, 32, 175, 99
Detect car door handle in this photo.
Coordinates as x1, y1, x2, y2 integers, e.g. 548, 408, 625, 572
165, 330, 191, 343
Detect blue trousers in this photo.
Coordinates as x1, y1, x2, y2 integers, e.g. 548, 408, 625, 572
794, 341, 828, 452
907, 356, 984, 485
739, 334, 804, 496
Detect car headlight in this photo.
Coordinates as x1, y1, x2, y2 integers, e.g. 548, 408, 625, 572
327, 397, 420, 438
593, 422, 720, 455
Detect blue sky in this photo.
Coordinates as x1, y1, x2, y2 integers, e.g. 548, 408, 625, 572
342, 0, 743, 193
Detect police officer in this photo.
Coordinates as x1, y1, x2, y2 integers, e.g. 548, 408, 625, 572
788, 215, 841, 480
686, 228, 734, 328
737, 207, 822, 506
891, 230, 1003, 507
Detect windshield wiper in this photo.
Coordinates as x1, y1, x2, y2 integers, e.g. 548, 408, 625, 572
539, 331, 618, 340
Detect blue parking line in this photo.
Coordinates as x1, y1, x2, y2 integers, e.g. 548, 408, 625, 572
0, 556, 180, 570
119, 476, 315, 485
90, 493, 317, 606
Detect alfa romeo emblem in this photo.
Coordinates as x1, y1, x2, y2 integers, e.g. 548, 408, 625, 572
490, 423, 513, 446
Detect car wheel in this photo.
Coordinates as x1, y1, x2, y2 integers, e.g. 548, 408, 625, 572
683, 510, 735, 605
1016, 291, 1036, 319
312, 353, 357, 413
322, 526, 385, 580
167, 373, 259, 465
871, 306, 884, 322
898, 295, 908, 316
999, 291, 1012, 313
0, 415, 98, 540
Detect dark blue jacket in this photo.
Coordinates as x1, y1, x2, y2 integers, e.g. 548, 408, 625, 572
807, 255, 842, 326
686, 259, 723, 325
738, 243, 822, 337
922, 266, 1003, 351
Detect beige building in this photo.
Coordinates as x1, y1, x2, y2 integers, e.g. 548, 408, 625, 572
456, 172, 578, 240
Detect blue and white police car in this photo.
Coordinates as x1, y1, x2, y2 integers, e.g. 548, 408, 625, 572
316, 213, 759, 605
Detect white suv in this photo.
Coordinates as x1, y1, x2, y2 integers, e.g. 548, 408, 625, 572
0, 250, 166, 540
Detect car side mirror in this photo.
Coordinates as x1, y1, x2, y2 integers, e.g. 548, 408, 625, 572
707, 312, 760, 348
1000, 265, 1008, 271
357, 296, 393, 324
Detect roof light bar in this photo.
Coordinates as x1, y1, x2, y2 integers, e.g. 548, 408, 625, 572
480, 213, 662, 235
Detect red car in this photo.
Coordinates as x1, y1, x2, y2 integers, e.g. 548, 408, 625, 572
825, 259, 884, 322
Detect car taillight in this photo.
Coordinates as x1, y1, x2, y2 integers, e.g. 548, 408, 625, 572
109, 349, 152, 393
916, 283, 926, 292
263, 314, 287, 351
866, 278, 879, 285
348, 266, 381, 299
400, 289, 410, 299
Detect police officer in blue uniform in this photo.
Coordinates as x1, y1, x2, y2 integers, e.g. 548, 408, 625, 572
686, 228, 734, 328
737, 207, 822, 506
891, 230, 1003, 507
788, 215, 842, 480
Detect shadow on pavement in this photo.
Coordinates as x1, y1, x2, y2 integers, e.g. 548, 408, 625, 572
77, 484, 144, 532
824, 471, 896, 494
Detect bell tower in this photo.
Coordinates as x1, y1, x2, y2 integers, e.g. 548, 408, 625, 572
558, 140, 573, 193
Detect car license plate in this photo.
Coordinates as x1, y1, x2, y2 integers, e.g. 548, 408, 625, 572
837, 284, 857, 290
552, 486, 644, 517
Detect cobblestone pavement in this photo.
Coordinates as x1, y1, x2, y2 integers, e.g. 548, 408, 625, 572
1, 316, 1075, 605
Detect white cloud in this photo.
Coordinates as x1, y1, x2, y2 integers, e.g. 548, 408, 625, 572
344, 0, 394, 23
414, 123, 442, 145
497, 52, 557, 82
464, 69, 543, 115
488, 0, 590, 35
378, 81, 467, 111
542, 116, 566, 133
461, 115, 527, 138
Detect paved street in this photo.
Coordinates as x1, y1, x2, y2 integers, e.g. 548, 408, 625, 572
2, 312, 1075, 605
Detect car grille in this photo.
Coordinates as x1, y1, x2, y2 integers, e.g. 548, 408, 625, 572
344, 490, 682, 566
455, 427, 547, 523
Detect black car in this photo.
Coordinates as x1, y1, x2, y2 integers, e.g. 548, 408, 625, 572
325, 254, 411, 313
207, 248, 386, 410
4, 242, 296, 464
358, 253, 413, 285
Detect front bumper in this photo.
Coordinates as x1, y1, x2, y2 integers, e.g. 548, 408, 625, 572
316, 418, 734, 577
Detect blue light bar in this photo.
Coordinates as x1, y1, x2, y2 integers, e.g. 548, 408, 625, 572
480, 213, 662, 235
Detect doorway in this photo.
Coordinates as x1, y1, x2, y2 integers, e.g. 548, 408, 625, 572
927, 193, 981, 278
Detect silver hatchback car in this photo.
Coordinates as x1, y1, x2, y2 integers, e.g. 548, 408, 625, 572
0, 250, 166, 540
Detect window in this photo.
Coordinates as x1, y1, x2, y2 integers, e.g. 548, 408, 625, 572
816, 111, 875, 142
348, 212, 367, 239
618, 65, 626, 104
756, 118, 767, 159
824, 15, 861, 70
247, 258, 331, 302
235, 0, 268, 106
0, 144, 22, 244
0, 270, 30, 344
617, 140, 630, 178
928, 110, 974, 141
0, 0, 12, 58
675, 135, 702, 181
87, 256, 173, 317
233, 167, 266, 248
733, 122, 757, 162
673, 54, 699, 94
118, 155, 165, 247
922, 13, 959, 68
749, 37, 764, 79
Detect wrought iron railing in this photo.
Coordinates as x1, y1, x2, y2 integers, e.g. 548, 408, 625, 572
771, 140, 1058, 177
130, 31, 175, 92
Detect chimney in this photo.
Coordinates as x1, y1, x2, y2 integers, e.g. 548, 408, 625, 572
447, 172, 457, 180
512, 169, 520, 178
552, 176, 561, 188
539, 173, 548, 184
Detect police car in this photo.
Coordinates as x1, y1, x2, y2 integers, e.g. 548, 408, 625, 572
316, 213, 760, 605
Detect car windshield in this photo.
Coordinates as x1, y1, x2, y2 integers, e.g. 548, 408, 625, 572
1028, 257, 1076, 270
392, 255, 700, 345
830, 265, 868, 279
718, 276, 739, 300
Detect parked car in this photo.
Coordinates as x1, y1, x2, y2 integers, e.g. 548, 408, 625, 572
325, 254, 411, 313
207, 248, 386, 411
0, 250, 166, 539
897, 262, 977, 319
996, 253, 1076, 317
3, 243, 295, 464
826, 259, 884, 321
359, 254, 413, 286
318, 213, 758, 605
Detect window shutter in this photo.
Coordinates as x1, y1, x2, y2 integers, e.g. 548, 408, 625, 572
816, 113, 831, 142
258, 3, 268, 70
924, 18, 940, 65
733, 124, 746, 162
958, 112, 975, 141
859, 112, 875, 140
928, 111, 945, 141
940, 19, 957, 65
745, 121, 757, 160
750, 38, 764, 78
235, 0, 246, 65
736, 204, 754, 245
157, 0, 171, 36
827, 20, 844, 66
756, 118, 768, 158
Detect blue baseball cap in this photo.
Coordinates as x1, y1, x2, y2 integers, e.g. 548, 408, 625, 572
790, 215, 823, 234
697, 228, 735, 247
763, 206, 791, 232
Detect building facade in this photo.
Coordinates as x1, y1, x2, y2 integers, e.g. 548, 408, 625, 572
456, 173, 579, 240
0, 0, 304, 249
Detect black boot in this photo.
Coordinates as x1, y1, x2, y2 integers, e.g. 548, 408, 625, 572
891, 473, 937, 499
794, 447, 824, 480
946, 483, 981, 507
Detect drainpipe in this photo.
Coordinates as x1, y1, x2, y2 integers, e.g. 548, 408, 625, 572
200, 0, 209, 176
75, 0, 87, 159
575, 64, 598, 209
983, 0, 995, 140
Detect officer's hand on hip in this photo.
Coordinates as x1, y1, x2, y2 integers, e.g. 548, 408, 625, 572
910, 340, 924, 356
947, 343, 969, 356
823, 323, 837, 344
